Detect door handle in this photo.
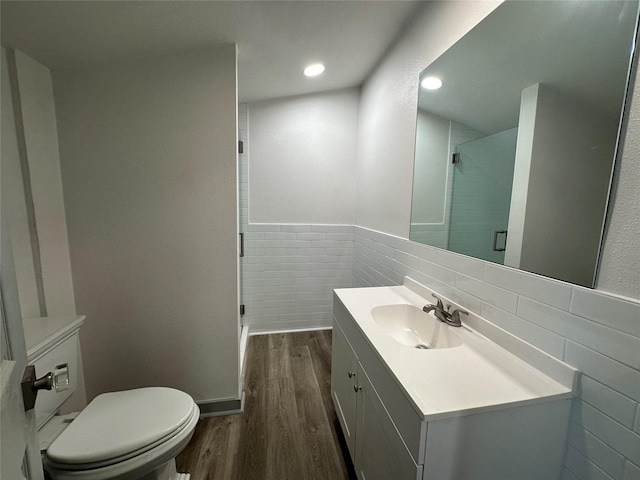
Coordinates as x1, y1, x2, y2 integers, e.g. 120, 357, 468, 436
493, 230, 507, 252
21, 363, 69, 411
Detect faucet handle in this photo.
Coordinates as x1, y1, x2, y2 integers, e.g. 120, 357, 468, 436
450, 308, 468, 325
431, 293, 444, 309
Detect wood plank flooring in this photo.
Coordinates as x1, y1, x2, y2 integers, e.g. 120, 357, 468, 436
176, 330, 355, 480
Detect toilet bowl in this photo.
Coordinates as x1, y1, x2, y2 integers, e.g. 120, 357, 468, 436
43, 387, 199, 480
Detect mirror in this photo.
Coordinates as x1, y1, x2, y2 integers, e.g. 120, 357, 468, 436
410, 0, 639, 288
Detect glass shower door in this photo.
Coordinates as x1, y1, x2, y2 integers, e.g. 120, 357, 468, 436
447, 128, 517, 264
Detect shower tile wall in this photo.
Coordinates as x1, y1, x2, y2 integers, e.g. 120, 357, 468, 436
353, 226, 640, 480
241, 224, 353, 332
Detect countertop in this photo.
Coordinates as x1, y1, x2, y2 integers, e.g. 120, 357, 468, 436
334, 280, 577, 421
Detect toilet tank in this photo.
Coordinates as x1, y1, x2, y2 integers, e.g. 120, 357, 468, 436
23, 316, 85, 428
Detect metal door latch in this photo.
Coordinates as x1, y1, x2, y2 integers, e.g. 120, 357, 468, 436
21, 363, 69, 411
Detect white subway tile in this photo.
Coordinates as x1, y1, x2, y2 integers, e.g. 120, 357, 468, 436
562, 467, 581, 480
564, 445, 614, 480
456, 274, 518, 313
436, 250, 485, 279
419, 259, 456, 285
480, 302, 566, 359
571, 288, 640, 338
568, 422, 625, 479
264, 232, 296, 240
519, 298, 640, 369
572, 401, 640, 466
248, 224, 280, 232
579, 376, 638, 428
484, 263, 572, 310
280, 224, 312, 233
565, 341, 640, 402
296, 232, 327, 241
404, 241, 438, 262
325, 233, 353, 241
622, 460, 640, 480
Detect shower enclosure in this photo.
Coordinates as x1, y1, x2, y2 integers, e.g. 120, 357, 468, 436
447, 128, 518, 264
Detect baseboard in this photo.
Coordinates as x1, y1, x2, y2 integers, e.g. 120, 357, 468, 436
197, 392, 245, 418
249, 326, 332, 336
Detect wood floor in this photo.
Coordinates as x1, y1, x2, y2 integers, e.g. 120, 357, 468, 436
176, 330, 355, 480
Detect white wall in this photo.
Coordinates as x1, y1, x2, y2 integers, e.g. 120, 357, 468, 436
598, 66, 640, 299
249, 88, 359, 224
508, 83, 617, 287
411, 109, 450, 224
53, 47, 240, 404
355, 1, 503, 238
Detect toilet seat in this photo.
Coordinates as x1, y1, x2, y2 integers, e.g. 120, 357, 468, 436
44, 387, 199, 480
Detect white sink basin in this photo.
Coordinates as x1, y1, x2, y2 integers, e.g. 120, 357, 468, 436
371, 304, 463, 350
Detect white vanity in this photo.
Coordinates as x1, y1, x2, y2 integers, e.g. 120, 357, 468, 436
331, 278, 577, 480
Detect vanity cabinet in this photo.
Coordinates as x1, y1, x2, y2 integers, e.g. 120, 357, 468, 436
331, 285, 574, 480
332, 320, 422, 480
330, 321, 358, 457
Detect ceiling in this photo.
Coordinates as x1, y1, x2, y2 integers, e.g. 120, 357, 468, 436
1, 0, 423, 103
417, 1, 639, 135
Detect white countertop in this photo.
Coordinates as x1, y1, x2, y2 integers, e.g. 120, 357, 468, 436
334, 281, 577, 421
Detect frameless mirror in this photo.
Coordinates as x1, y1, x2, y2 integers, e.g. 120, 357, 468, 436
410, 0, 639, 288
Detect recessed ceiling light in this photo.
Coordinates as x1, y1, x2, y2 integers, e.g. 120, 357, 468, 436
303, 63, 325, 77
421, 76, 443, 90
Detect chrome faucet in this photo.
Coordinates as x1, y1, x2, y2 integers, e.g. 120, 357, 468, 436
423, 293, 468, 327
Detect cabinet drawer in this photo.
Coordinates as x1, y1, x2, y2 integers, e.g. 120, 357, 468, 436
334, 295, 425, 464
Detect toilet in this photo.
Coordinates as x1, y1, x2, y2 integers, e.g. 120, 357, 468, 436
42, 387, 199, 480
23, 316, 199, 480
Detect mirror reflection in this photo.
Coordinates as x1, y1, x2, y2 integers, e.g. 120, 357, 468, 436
410, 0, 639, 288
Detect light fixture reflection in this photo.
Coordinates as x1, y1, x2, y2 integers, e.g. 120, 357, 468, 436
303, 63, 325, 77
421, 76, 443, 90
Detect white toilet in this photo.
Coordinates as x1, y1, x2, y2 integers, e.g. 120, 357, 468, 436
24, 316, 199, 480
42, 387, 199, 480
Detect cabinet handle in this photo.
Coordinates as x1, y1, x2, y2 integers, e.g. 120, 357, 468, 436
354, 385, 362, 393
348, 371, 355, 378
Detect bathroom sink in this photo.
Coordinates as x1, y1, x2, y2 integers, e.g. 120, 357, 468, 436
370, 304, 463, 350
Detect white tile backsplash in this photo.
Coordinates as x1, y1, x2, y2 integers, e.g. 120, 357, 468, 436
484, 262, 573, 310
565, 341, 640, 402
579, 376, 638, 429
564, 446, 615, 480
518, 298, 640, 370
571, 288, 640, 338
622, 461, 640, 480
568, 422, 625, 479
572, 401, 640, 467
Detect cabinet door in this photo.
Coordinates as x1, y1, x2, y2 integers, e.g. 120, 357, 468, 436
331, 321, 359, 457
354, 368, 422, 480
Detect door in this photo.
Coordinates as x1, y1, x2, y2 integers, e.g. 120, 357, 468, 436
448, 127, 518, 264
1, 221, 44, 480
354, 367, 421, 480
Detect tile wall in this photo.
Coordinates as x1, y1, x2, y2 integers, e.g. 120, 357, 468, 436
240, 224, 353, 332
352, 226, 640, 480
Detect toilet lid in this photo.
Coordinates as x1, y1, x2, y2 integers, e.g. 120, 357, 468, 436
46, 387, 196, 466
